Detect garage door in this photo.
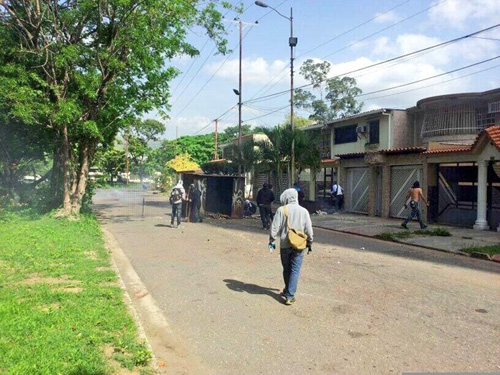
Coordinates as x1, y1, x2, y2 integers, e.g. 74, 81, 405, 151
346, 167, 369, 214
390, 165, 423, 218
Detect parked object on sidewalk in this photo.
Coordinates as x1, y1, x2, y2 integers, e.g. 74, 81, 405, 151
257, 183, 275, 229
244, 200, 257, 217
170, 180, 186, 228
269, 188, 314, 305
331, 181, 344, 212
401, 181, 429, 229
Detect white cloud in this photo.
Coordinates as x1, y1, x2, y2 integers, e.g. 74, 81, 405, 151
205, 57, 289, 84
374, 10, 401, 24
428, 0, 500, 27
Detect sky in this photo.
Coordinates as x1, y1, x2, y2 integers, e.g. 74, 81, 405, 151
150, 0, 500, 140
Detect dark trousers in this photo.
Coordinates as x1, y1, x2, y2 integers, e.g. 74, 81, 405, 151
259, 204, 272, 229
334, 194, 344, 211
190, 203, 202, 223
171, 203, 182, 225
403, 201, 425, 228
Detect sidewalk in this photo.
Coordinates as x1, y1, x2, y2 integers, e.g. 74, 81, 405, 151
311, 213, 500, 257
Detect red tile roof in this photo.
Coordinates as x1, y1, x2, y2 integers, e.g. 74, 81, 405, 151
378, 146, 426, 155
335, 152, 366, 159
422, 146, 471, 155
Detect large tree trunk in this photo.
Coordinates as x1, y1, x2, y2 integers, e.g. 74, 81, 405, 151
70, 141, 93, 214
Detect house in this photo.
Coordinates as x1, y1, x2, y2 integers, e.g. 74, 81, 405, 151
303, 88, 500, 231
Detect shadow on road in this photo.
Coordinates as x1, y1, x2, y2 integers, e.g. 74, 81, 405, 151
223, 279, 283, 303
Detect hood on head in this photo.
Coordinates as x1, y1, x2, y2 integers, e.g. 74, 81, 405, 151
280, 188, 298, 205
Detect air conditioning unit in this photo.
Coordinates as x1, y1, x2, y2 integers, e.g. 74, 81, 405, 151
356, 125, 368, 134
488, 101, 500, 113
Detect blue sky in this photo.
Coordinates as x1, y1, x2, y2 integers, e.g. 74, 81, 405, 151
153, 0, 500, 139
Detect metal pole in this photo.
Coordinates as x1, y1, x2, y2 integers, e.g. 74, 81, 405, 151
214, 119, 219, 160
290, 7, 295, 187
142, 197, 145, 217
124, 132, 129, 185
238, 20, 243, 175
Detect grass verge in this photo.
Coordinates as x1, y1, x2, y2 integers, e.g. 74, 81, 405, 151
376, 227, 451, 242
459, 245, 500, 257
0, 210, 152, 375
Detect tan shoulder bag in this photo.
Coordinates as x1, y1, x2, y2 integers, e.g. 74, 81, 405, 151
283, 206, 308, 250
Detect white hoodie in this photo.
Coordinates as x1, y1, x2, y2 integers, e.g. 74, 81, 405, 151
171, 181, 186, 204
270, 188, 314, 249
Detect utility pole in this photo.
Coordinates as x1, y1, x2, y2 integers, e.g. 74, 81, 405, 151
289, 7, 295, 187
214, 119, 219, 160
238, 20, 243, 150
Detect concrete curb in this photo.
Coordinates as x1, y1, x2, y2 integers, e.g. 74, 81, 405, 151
312, 224, 497, 262
102, 227, 211, 375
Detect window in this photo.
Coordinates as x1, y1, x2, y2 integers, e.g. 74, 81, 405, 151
369, 120, 380, 144
334, 125, 357, 144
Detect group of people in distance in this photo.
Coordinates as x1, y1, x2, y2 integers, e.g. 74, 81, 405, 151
168, 180, 202, 228
167, 178, 428, 306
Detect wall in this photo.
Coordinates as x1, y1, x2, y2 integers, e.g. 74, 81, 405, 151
391, 110, 413, 148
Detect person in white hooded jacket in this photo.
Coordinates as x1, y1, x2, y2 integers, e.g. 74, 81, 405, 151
269, 188, 314, 305
170, 180, 186, 228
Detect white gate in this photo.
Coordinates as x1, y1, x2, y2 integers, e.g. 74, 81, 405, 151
346, 167, 369, 214
390, 165, 423, 218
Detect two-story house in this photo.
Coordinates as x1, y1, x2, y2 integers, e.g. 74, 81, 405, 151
303, 88, 500, 231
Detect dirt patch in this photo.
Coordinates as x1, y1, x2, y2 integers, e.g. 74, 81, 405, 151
96, 266, 113, 272
18, 273, 81, 286
84, 250, 99, 260
103, 344, 142, 375
56, 286, 83, 293
39, 303, 61, 312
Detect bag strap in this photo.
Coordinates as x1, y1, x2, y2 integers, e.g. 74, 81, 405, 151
283, 205, 292, 230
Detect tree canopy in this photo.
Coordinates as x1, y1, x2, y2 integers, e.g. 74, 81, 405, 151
0, 0, 234, 215
295, 59, 363, 123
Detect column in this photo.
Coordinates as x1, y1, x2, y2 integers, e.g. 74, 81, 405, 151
473, 160, 489, 230
308, 167, 316, 201
381, 165, 391, 218
368, 166, 377, 217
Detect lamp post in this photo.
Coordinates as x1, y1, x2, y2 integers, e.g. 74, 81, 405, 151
255, 1, 297, 187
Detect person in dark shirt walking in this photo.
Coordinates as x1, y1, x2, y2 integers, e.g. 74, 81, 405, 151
256, 183, 275, 230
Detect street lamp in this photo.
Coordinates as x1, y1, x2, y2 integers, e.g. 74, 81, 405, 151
255, 1, 297, 186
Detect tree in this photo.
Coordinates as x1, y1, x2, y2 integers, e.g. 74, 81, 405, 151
159, 134, 216, 166
226, 137, 262, 174
95, 149, 126, 185
127, 119, 165, 182
219, 124, 252, 143
295, 59, 363, 123
0, 0, 233, 216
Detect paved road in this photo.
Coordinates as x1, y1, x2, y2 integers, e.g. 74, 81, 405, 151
94, 188, 500, 375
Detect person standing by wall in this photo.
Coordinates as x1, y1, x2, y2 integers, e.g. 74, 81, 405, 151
256, 183, 274, 230
169, 180, 185, 228
331, 181, 344, 212
187, 183, 202, 223
269, 188, 313, 306
401, 181, 429, 229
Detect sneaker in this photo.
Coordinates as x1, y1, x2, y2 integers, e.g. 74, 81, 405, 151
171, 223, 176, 228
421, 225, 428, 229
285, 297, 296, 305
401, 223, 408, 229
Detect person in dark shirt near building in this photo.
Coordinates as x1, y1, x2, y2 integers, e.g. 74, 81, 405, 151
256, 183, 275, 230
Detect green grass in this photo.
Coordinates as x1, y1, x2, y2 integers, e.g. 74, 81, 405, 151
460, 245, 500, 256
0, 210, 152, 375
377, 227, 451, 242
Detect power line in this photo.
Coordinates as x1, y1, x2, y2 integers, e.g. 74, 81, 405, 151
356, 55, 500, 98
242, 23, 500, 105
248, 0, 430, 101
243, 105, 289, 122
321, 0, 448, 60
191, 105, 238, 136
362, 63, 500, 101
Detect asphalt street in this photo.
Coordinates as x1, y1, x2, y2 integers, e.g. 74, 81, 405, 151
94, 188, 500, 375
